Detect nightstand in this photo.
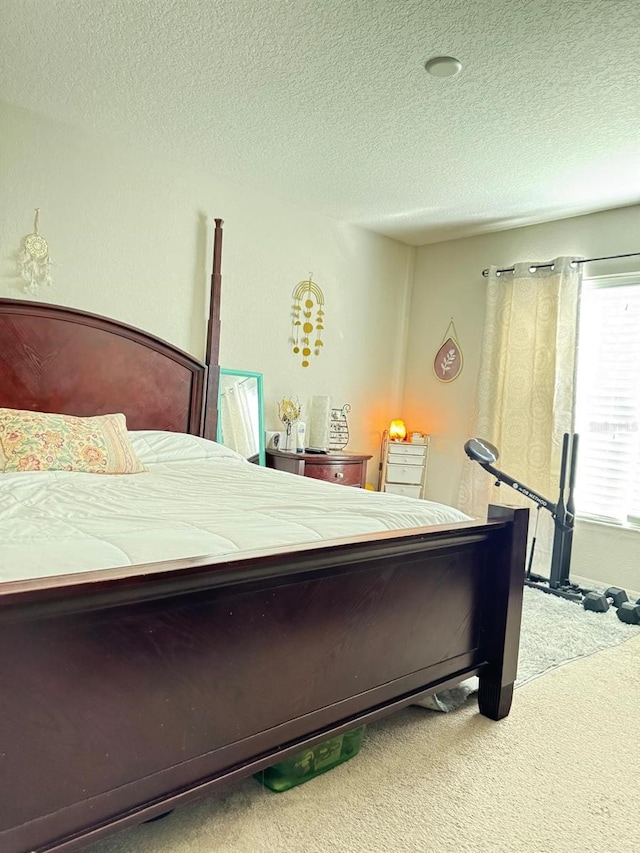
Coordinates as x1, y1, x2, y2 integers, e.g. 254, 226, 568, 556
266, 449, 372, 488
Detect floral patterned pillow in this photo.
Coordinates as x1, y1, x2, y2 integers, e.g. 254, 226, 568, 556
0, 408, 147, 474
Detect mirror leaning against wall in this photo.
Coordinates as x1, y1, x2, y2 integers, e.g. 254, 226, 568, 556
217, 368, 265, 466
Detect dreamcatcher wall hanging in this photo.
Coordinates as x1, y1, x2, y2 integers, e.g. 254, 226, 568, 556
291, 274, 325, 367
433, 318, 463, 382
19, 208, 53, 293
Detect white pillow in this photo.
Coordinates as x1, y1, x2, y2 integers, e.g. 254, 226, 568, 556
128, 430, 248, 466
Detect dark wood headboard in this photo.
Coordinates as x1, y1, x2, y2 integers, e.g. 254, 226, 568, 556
0, 220, 223, 438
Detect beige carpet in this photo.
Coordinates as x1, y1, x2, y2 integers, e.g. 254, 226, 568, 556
90, 635, 640, 853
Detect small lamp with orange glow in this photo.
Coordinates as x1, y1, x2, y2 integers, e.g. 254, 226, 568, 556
388, 419, 407, 442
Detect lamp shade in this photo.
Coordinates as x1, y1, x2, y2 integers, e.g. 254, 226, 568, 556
308, 395, 331, 449
389, 419, 407, 441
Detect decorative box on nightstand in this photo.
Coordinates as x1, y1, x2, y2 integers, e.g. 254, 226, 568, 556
266, 449, 372, 488
378, 432, 430, 499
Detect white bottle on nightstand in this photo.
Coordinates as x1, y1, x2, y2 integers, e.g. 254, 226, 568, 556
295, 421, 306, 453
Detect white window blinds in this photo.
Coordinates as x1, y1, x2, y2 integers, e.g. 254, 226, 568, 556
574, 274, 640, 527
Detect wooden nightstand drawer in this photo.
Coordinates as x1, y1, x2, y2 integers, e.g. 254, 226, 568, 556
303, 460, 363, 486
266, 449, 372, 488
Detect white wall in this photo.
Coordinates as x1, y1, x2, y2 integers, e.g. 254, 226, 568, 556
404, 205, 640, 594
3, 101, 636, 590
0, 101, 414, 481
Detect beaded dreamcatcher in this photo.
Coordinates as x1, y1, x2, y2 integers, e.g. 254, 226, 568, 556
291, 274, 325, 368
19, 208, 53, 293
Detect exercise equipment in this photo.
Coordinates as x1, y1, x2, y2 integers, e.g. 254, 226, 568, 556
603, 587, 629, 607
465, 433, 583, 601
465, 435, 638, 616
582, 591, 610, 612
617, 600, 640, 625
581, 588, 640, 623
583, 587, 629, 612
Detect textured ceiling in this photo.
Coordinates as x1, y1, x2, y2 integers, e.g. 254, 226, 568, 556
1, 0, 639, 245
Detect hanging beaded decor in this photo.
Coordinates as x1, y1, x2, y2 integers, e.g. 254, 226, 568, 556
291, 274, 325, 368
19, 208, 53, 293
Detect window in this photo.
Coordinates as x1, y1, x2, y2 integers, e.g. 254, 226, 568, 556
574, 273, 640, 527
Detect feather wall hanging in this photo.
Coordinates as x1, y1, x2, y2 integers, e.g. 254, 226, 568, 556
291, 274, 325, 368
19, 208, 53, 293
433, 318, 463, 382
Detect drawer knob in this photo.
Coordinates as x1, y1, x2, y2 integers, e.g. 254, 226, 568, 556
334, 471, 344, 479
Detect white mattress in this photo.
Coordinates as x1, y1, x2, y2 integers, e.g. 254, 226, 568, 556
0, 431, 470, 583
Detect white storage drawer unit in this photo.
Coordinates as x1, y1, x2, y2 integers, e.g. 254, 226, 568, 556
384, 482, 422, 498
378, 432, 430, 499
385, 463, 423, 485
387, 443, 426, 461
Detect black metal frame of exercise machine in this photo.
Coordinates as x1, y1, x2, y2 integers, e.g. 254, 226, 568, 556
465, 433, 584, 601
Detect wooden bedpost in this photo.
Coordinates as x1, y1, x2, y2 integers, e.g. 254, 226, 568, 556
203, 218, 223, 441
478, 504, 529, 720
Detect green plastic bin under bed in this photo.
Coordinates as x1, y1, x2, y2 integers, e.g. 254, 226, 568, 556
254, 725, 366, 792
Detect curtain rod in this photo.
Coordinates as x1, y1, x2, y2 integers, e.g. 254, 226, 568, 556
481, 251, 640, 277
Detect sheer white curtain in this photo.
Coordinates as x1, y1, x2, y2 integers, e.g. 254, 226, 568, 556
220, 378, 259, 459
458, 257, 581, 571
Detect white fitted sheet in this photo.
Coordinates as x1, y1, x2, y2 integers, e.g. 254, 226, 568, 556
0, 431, 470, 582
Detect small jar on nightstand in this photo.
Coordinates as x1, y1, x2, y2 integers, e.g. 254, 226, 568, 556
266, 449, 372, 488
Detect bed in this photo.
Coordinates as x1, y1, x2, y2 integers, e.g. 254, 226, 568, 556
0, 220, 528, 853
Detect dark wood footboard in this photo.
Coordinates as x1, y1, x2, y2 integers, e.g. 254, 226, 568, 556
0, 506, 528, 853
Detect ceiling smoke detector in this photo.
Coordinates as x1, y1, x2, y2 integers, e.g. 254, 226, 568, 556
424, 56, 462, 78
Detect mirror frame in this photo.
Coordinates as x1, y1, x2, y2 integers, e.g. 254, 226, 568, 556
217, 368, 266, 466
